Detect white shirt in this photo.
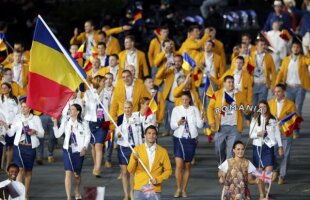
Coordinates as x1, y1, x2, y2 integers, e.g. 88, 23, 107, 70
233, 69, 242, 92
85, 32, 95, 58
276, 98, 285, 118
170, 105, 203, 138
7, 114, 44, 149
0, 179, 25, 200
125, 83, 134, 101
139, 113, 157, 132
12, 64, 23, 88
83, 88, 103, 122
204, 53, 215, 78
0, 112, 6, 145
125, 50, 138, 78
254, 53, 266, 84
116, 112, 143, 147
221, 90, 237, 126
101, 86, 114, 121
98, 55, 107, 67
286, 56, 301, 85
168, 69, 184, 102
218, 160, 256, 174
145, 143, 156, 171
53, 118, 91, 151
249, 115, 282, 147
109, 65, 119, 86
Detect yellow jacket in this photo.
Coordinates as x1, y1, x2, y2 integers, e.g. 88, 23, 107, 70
250, 52, 277, 89
172, 83, 202, 111
155, 91, 165, 124
230, 54, 252, 72
155, 67, 188, 100
177, 33, 209, 62
195, 52, 225, 86
1, 51, 30, 66
148, 37, 175, 67
153, 51, 175, 86
213, 69, 253, 106
276, 55, 310, 90
118, 49, 149, 79
213, 39, 226, 67
109, 80, 151, 130
106, 36, 121, 55
97, 66, 122, 81
268, 98, 297, 136
127, 144, 172, 193
4, 63, 29, 90
207, 89, 247, 133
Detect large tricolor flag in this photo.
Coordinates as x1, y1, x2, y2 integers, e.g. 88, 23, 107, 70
279, 112, 303, 137
27, 15, 86, 118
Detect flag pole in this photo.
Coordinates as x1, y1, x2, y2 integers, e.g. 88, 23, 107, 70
265, 181, 272, 199
37, 15, 154, 180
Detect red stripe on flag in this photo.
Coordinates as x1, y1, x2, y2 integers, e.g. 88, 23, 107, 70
26, 72, 75, 118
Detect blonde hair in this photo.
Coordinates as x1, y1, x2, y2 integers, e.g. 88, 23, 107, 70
124, 100, 133, 107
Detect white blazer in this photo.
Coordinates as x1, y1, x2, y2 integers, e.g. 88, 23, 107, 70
53, 118, 91, 151
116, 112, 143, 147
7, 114, 44, 149
61, 97, 83, 122
139, 112, 157, 132
83, 88, 106, 122
0, 96, 20, 124
249, 115, 282, 147
0, 111, 6, 145
170, 105, 203, 139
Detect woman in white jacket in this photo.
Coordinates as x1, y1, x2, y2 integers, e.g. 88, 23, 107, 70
138, 97, 157, 134
52, 103, 90, 200
249, 100, 283, 199
1, 100, 44, 199
170, 91, 203, 198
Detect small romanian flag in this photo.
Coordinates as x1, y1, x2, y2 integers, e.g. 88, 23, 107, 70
104, 131, 113, 151
27, 15, 86, 118
224, 92, 234, 104
74, 42, 85, 59
182, 52, 196, 71
0, 33, 7, 52
204, 76, 215, 99
279, 112, 303, 137
279, 29, 292, 42
145, 91, 158, 117
246, 62, 255, 74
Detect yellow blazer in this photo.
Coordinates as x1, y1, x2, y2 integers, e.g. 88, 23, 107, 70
195, 52, 225, 86
250, 52, 277, 89
213, 39, 226, 67
127, 144, 172, 193
268, 98, 297, 136
177, 33, 209, 62
148, 37, 175, 67
172, 83, 202, 111
70, 30, 100, 45
276, 55, 310, 90
97, 66, 122, 81
213, 69, 253, 106
153, 51, 175, 86
207, 89, 247, 133
155, 67, 188, 100
109, 80, 151, 130
118, 49, 149, 79
4, 63, 29, 89
1, 51, 30, 66
106, 36, 121, 55
155, 91, 166, 124
230, 55, 252, 72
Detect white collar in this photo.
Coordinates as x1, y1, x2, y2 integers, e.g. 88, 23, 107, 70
276, 98, 285, 103
145, 143, 156, 152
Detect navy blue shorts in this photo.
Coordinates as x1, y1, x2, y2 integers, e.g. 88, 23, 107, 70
173, 136, 197, 162
13, 145, 36, 170
253, 144, 274, 169
89, 121, 108, 144
5, 134, 15, 147
118, 146, 133, 165
63, 148, 84, 175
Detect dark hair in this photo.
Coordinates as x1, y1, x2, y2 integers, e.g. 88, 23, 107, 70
139, 97, 151, 110
241, 33, 251, 40
110, 53, 119, 60
97, 42, 106, 48
71, 103, 83, 123
223, 75, 234, 82
125, 35, 135, 42
7, 163, 19, 172
255, 38, 266, 44
143, 76, 152, 82
144, 125, 158, 135
275, 83, 286, 91
235, 56, 244, 63
291, 40, 302, 47
206, 39, 215, 47
3, 68, 12, 74
105, 72, 113, 79
162, 39, 171, 47
1, 82, 18, 104
233, 140, 244, 149
188, 25, 199, 33
255, 100, 276, 128
181, 91, 193, 106
92, 75, 105, 89
122, 69, 132, 76
85, 20, 94, 27
98, 30, 107, 37
14, 41, 25, 48
174, 54, 183, 60
160, 25, 169, 30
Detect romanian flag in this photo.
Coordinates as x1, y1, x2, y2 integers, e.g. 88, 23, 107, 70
145, 91, 158, 117
27, 15, 86, 118
132, 12, 143, 26
0, 33, 7, 52
279, 112, 304, 137
74, 42, 85, 59
224, 92, 234, 104
246, 61, 255, 74
204, 76, 215, 99
182, 52, 195, 71
104, 131, 113, 151
279, 29, 292, 42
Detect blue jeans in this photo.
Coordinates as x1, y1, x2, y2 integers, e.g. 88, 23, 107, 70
214, 125, 241, 165
252, 83, 268, 106
164, 100, 174, 133
134, 190, 161, 200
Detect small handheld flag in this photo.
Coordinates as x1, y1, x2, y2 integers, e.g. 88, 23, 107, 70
145, 91, 158, 118
104, 131, 113, 151
74, 42, 86, 59
279, 112, 303, 137
204, 76, 215, 99
182, 52, 196, 71
141, 184, 156, 198
253, 170, 273, 184
224, 92, 234, 104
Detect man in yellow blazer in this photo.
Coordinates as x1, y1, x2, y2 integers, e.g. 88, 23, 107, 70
250, 39, 277, 106
276, 41, 310, 138
4, 51, 29, 90
268, 83, 298, 184
1, 68, 25, 97
128, 125, 172, 199
230, 42, 253, 74
109, 70, 151, 131
205, 27, 227, 67
155, 55, 188, 136
1, 41, 30, 66
207, 75, 249, 164
118, 35, 149, 79
97, 54, 121, 86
